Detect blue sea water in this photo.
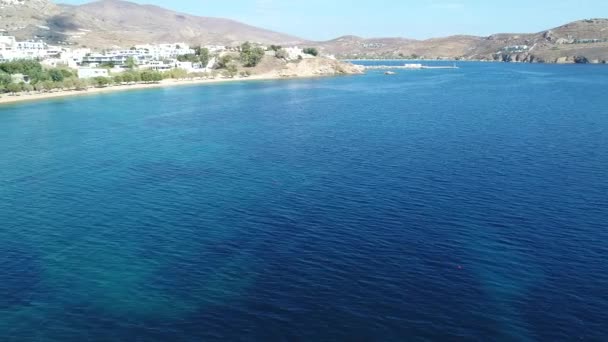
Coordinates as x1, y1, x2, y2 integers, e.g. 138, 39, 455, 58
1, 62, 607, 341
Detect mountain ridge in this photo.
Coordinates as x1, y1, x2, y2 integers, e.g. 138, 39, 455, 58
2, 0, 608, 63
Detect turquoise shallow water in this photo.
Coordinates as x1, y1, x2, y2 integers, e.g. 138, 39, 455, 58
1, 62, 608, 340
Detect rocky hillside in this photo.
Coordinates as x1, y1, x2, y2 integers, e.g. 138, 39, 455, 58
318, 35, 482, 59
0, 0, 60, 32
2, 0, 301, 47
320, 19, 608, 64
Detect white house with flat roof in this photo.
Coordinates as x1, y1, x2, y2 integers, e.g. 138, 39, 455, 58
77, 68, 109, 79
283, 46, 315, 60
0, 36, 17, 51
0, 36, 50, 60
139, 60, 173, 72
134, 43, 194, 60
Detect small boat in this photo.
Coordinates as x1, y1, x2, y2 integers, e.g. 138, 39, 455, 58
384, 71, 396, 75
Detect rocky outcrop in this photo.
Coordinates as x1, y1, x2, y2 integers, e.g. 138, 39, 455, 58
276, 58, 364, 78
555, 56, 590, 64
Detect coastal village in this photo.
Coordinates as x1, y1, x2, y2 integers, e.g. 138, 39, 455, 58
0, 32, 354, 102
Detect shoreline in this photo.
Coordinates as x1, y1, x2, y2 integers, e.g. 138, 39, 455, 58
0, 73, 329, 107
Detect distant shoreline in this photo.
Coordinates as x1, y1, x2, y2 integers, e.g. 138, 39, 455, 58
0, 74, 324, 107
343, 58, 608, 65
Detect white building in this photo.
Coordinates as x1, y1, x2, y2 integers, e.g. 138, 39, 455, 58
83, 51, 144, 66
134, 43, 194, 60
174, 61, 209, 73
15, 40, 45, 51
283, 46, 315, 60
81, 44, 196, 66
139, 60, 174, 72
11, 73, 30, 84
0, 36, 49, 60
77, 68, 109, 79
0, 36, 17, 51
60, 48, 91, 68
40, 58, 66, 68
204, 45, 226, 53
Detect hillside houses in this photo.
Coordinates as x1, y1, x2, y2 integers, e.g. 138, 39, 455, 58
0, 36, 51, 61
0, 34, 322, 78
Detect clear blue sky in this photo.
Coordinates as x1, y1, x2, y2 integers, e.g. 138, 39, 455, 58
59, 0, 608, 40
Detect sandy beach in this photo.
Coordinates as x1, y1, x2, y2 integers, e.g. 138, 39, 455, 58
0, 74, 290, 106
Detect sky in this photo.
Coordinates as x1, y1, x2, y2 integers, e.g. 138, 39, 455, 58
59, 0, 608, 40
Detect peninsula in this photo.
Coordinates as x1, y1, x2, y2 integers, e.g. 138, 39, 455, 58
0, 40, 363, 105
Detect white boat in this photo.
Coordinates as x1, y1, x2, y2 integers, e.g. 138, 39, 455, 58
403, 63, 424, 69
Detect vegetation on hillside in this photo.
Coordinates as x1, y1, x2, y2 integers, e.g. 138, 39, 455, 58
275, 49, 288, 59
215, 55, 234, 69
239, 42, 265, 67
303, 47, 319, 56
177, 47, 211, 66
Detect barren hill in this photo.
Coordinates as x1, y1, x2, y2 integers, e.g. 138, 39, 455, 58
3, 0, 302, 47
319, 19, 608, 64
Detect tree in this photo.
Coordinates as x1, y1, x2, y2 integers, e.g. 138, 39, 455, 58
113, 75, 123, 84
151, 71, 163, 82
216, 54, 233, 69
73, 79, 88, 90
268, 45, 282, 52
6, 82, 22, 94
140, 71, 152, 83
60, 69, 74, 79
224, 63, 238, 78
122, 72, 134, 83
275, 49, 288, 59
125, 57, 137, 70
167, 68, 188, 79
93, 76, 110, 87
48, 69, 65, 82
303, 47, 319, 56
198, 47, 210, 66
140, 71, 163, 83
34, 82, 45, 92
63, 78, 75, 89
240, 42, 265, 67
0, 60, 43, 76
177, 54, 198, 62
42, 80, 56, 92
99, 62, 116, 69
0, 71, 11, 86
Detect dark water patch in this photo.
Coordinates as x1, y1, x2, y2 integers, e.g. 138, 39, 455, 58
0, 244, 44, 309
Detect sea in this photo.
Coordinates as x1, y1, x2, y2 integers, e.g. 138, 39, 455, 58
1, 61, 607, 341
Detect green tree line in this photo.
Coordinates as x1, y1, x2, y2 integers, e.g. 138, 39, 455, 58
0, 60, 222, 95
